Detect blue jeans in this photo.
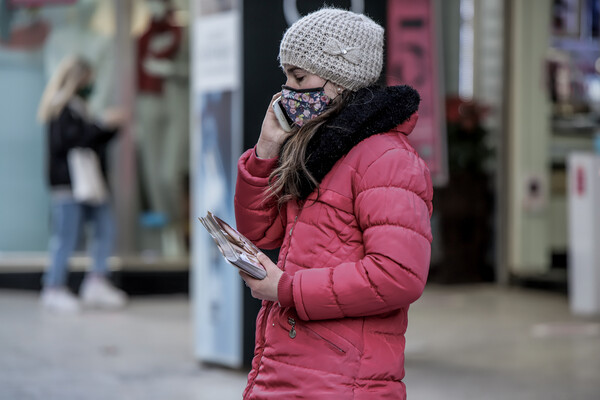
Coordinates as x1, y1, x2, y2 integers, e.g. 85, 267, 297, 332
44, 197, 116, 288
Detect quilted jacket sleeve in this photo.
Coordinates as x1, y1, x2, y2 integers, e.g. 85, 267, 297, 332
290, 143, 433, 321
234, 148, 286, 250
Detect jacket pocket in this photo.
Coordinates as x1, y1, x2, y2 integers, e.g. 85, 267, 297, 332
300, 320, 347, 354
262, 308, 363, 377
275, 310, 362, 360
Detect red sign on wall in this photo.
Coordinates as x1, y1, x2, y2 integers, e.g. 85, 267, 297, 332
387, 0, 448, 185
576, 166, 586, 196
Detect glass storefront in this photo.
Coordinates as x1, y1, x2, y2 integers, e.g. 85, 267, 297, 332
0, 0, 191, 265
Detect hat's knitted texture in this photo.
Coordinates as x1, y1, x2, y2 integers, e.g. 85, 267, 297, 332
279, 8, 384, 92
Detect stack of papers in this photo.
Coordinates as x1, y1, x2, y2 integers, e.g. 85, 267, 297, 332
198, 211, 267, 280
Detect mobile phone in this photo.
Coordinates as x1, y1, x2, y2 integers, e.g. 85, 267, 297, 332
272, 96, 293, 132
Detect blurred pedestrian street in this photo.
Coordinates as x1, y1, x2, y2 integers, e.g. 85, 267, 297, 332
1, 284, 599, 399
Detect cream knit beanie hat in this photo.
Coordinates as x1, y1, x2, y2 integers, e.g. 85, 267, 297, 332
279, 8, 384, 92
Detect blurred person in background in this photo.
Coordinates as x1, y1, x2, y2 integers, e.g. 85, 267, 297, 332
37, 55, 127, 313
235, 8, 433, 399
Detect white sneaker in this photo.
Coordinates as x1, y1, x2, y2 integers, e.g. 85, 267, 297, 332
41, 287, 81, 313
80, 275, 128, 309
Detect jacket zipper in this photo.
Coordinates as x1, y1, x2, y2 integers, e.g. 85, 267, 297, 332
285, 316, 345, 353
248, 203, 304, 395
280, 208, 302, 271
283, 203, 345, 347
287, 317, 296, 338
247, 302, 273, 396
303, 323, 346, 353
289, 215, 298, 236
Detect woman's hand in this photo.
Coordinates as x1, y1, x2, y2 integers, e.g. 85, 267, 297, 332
256, 93, 293, 159
240, 252, 283, 302
102, 107, 128, 129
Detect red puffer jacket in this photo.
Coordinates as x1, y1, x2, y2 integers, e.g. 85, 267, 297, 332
235, 88, 432, 399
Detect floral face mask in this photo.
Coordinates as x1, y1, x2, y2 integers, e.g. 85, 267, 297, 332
280, 83, 331, 127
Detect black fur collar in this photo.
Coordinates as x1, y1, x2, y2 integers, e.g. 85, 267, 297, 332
297, 85, 420, 199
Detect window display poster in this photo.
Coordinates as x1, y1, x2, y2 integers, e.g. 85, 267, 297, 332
552, 0, 581, 37
191, 1, 243, 368
387, 0, 448, 186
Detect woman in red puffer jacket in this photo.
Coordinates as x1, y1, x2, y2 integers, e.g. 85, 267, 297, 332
235, 8, 433, 399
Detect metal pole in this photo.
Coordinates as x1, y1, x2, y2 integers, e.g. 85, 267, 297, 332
112, 0, 138, 255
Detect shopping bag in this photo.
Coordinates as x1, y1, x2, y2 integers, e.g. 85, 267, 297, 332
67, 147, 108, 204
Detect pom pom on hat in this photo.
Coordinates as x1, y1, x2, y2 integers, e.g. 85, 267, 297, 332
279, 8, 384, 92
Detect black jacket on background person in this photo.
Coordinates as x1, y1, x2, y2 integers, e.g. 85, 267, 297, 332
47, 101, 117, 189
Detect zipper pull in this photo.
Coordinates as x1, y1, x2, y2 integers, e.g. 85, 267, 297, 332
289, 215, 298, 236
287, 317, 296, 339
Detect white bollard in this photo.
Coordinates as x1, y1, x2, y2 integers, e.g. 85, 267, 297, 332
567, 153, 600, 316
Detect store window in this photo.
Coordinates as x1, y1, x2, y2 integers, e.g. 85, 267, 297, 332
548, 0, 600, 265
0, 0, 191, 263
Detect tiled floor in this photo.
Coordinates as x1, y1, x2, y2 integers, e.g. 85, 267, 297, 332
1, 284, 599, 399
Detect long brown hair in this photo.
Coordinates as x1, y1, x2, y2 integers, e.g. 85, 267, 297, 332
37, 55, 92, 123
267, 91, 352, 206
